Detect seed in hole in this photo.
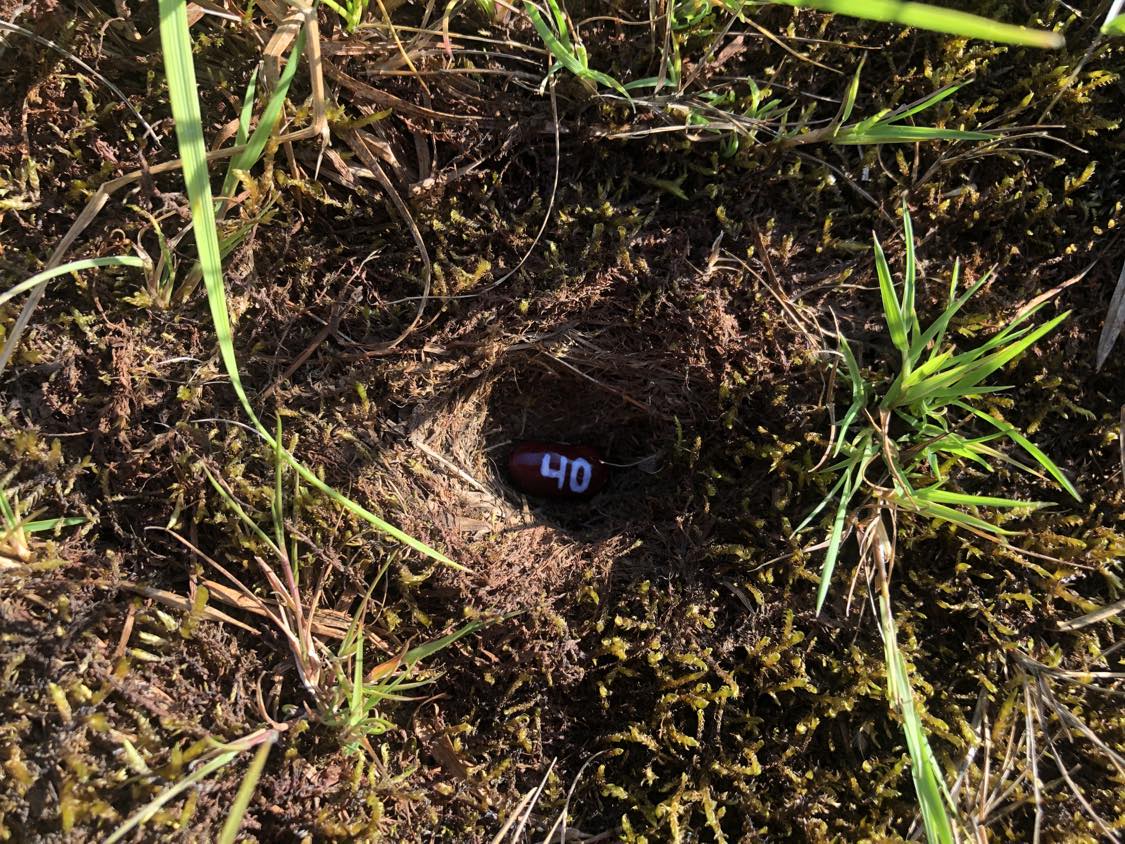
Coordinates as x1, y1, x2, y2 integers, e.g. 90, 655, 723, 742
507, 441, 608, 500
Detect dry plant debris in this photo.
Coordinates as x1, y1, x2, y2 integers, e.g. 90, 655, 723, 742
1, 0, 1123, 841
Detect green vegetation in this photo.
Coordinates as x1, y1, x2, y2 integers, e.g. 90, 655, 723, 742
1, 0, 1122, 841
801, 206, 1078, 616
794, 207, 1080, 840
156, 0, 459, 568
0, 483, 83, 566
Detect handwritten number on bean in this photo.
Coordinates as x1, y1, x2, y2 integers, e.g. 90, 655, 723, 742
539, 453, 593, 494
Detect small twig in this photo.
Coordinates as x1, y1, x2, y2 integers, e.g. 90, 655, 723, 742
339, 127, 433, 354
259, 287, 357, 400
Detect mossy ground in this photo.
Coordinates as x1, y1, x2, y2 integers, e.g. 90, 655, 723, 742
1, 1, 1123, 841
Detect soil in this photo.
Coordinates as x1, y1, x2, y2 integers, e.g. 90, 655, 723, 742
1, 1, 1123, 842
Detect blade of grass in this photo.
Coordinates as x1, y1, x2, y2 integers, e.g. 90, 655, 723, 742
402, 617, 495, 666
217, 736, 275, 844
156, 0, 462, 570
834, 125, 995, 144
894, 496, 1016, 536
1, 256, 145, 308
774, 0, 1064, 48
902, 206, 917, 344
874, 234, 908, 358
235, 69, 258, 147
913, 485, 1047, 510
834, 335, 867, 456
106, 748, 241, 844
271, 416, 286, 562
895, 311, 1065, 407
24, 516, 85, 534
877, 591, 956, 844
220, 30, 305, 201
202, 466, 284, 559
942, 312, 1069, 394
884, 81, 970, 123
523, 2, 584, 77
923, 263, 986, 358
955, 402, 1080, 500
816, 458, 861, 614
795, 454, 854, 534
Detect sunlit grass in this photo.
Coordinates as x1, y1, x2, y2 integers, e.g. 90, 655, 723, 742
156, 0, 461, 569
799, 203, 1077, 615
0, 484, 84, 566
201, 420, 489, 749
322, 0, 371, 32
777, 0, 1063, 47
523, 0, 629, 96
1102, 0, 1125, 35
796, 204, 1078, 843
522, 0, 1037, 151
105, 728, 279, 844
0, 256, 145, 310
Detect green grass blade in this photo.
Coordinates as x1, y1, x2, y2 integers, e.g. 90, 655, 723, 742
217, 737, 274, 844
963, 441, 1056, 484
896, 496, 1015, 535
884, 80, 969, 123
271, 416, 286, 559
834, 335, 867, 456
917, 384, 1011, 404
834, 125, 994, 144
0, 489, 16, 529
895, 362, 977, 407
914, 485, 1046, 510
795, 464, 852, 534
877, 593, 956, 844
524, 2, 585, 76
955, 402, 1080, 500
908, 265, 984, 359
946, 312, 1069, 393
901, 350, 955, 389
157, 0, 462, 570
1003, 427, 1080, 502
1, 256, 145, 309
403, 617, 493, 666
221, 30, 304, 201
589, 68, 631, 99
544, 0, 570, 47
947, 258, 961, 304
902, 205, 917, 344
202, 465, 283, 559
235, 69, 258, 147
351, 626, 365, 721
895, 301, 1057, 406
926, 262, 985, 356
873, 234, 908, 357
938, 324, 1037, 374
947, 303, 1047, 364
24, 516, 85, 534
838, 60, 863, 125
774, 0, 1063, 48
1103, 14, 1125, 35
816, 460, 860, 614
106, 749, 241, 844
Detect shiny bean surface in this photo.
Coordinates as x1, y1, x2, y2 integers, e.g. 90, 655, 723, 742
507, 441, 608, 500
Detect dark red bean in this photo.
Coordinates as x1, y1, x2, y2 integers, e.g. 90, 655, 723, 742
507, 441, 608, 500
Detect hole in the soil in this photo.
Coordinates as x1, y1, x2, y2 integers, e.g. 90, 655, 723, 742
483, 357, 682, 532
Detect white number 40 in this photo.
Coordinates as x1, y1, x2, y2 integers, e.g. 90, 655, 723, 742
539, 453, 592, 494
